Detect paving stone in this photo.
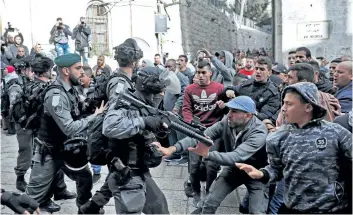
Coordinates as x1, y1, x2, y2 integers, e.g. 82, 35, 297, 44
1, 132, 244, 214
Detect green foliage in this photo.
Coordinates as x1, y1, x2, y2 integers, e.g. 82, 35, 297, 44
230, 0, 271, 22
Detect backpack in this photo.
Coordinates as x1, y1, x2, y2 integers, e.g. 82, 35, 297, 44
12, 82, 63, 131
86, 73, 134, 165
23, 82, 55, 131
86, 112, 109, 165
1, 78, 17, 117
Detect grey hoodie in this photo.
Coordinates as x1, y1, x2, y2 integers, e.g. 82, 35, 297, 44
261, 82, 352, 213
211, 50, 236, 87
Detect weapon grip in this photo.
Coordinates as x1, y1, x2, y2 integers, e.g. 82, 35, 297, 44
170, 122, 213, 146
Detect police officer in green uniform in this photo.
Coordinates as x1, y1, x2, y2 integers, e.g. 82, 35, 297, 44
25, 53, 105, 213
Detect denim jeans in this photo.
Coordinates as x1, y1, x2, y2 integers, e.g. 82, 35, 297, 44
241, 179, 285, 214
268, 179, 285, 214
55, 43, 69, 56
76, 47, 88, 64
91, 165, 101, 175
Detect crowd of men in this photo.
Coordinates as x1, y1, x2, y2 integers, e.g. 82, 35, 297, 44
0, 26, 352, 215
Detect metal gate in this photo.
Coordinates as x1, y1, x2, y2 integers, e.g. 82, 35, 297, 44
86, 4, 109, 55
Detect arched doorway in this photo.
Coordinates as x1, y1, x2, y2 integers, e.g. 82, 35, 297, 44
132, 37, 154, 61
86, 1, 109, 56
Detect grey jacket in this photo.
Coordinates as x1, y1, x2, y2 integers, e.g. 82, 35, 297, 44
5, 44, 29, 61
175, 115, 268, 168
211, 50, 236, 87
163, 71, 189, 111
72, 24, 92, 50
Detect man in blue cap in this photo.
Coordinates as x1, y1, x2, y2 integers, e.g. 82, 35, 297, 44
26, 53, 105, 213
156, 96, 269, 214
236, 82, 352, 214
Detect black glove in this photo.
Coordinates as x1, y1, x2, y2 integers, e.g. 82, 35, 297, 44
1, 190, 39, 214
143, 116, 163, 132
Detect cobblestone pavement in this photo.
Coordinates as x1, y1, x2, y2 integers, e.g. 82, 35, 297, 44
1, 130, 245, 214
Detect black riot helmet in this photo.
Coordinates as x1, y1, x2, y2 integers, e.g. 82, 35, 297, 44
113, 38, 143, 67
31, 54, 54, 76
62, 137, 89, 171
135, 67, 165, 94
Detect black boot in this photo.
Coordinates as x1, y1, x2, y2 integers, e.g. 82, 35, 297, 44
16, 175, 27, 192
40, 199, 61, 213
80, 201, 104, 214
54, 190, 77, 200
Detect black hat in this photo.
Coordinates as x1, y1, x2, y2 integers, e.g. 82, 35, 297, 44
272, 64, 288, 74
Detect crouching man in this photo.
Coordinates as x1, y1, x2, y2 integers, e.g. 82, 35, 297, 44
156, 96, 269, 214
237, 82, 352, 214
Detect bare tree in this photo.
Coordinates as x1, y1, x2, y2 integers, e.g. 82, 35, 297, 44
230, 0, 271, 22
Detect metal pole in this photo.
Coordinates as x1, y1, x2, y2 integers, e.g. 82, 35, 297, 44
29, 0, 34, 46
129, 0, 133, 37
239, 0, 247, 29
272, 0, 276, 61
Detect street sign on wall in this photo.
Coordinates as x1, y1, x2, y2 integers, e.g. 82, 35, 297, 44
155, 14, 168, 33
297, 21, 330, 40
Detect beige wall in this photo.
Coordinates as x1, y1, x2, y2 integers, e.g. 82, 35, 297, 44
281, 0, 353, 63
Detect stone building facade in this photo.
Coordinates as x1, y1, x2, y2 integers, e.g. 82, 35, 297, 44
163, 0, 272, 60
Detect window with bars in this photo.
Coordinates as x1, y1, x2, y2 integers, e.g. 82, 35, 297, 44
86, 4, 109, 55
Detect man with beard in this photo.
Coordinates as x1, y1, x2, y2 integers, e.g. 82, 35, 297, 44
156, 96, 269, 214
295, 47, 312, 63
26, 53, 105, 213
236, 82, 352, 214
238, 56, 256, 79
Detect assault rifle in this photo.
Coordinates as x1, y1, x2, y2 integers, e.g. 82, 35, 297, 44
118, 91, 214, 147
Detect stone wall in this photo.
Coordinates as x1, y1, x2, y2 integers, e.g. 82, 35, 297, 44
178, 0, 271, 59
280, 0, 352, 63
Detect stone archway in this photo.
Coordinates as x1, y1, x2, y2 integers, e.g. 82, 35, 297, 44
132, 37, 154, 61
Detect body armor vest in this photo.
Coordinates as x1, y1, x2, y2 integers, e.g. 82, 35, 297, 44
107, 99, 152, 171
37, 85, 81, 156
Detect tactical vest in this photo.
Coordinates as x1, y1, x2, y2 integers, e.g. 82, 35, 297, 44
12, 79, 50, 130
1, 78, 20, 117
107, 99, 151, 170
23, 80, 51, 131
36, 85, 81, 155
86, 72, 135, 166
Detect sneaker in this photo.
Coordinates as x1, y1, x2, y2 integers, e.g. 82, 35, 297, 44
92, 174, 101, 185
164, 154, 183, 162
184, 180, 193, 198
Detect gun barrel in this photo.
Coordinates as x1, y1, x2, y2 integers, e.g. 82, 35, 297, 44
170, 121, 213, 146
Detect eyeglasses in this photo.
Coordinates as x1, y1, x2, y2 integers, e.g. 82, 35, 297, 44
165, 65, 172, 68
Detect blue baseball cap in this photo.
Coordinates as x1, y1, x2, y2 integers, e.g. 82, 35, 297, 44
225, 96, 257, 114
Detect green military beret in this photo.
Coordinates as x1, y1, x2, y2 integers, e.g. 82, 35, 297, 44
54, 53, 81, 67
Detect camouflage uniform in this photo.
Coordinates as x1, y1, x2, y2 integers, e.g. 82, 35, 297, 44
261, 82, 352, 213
